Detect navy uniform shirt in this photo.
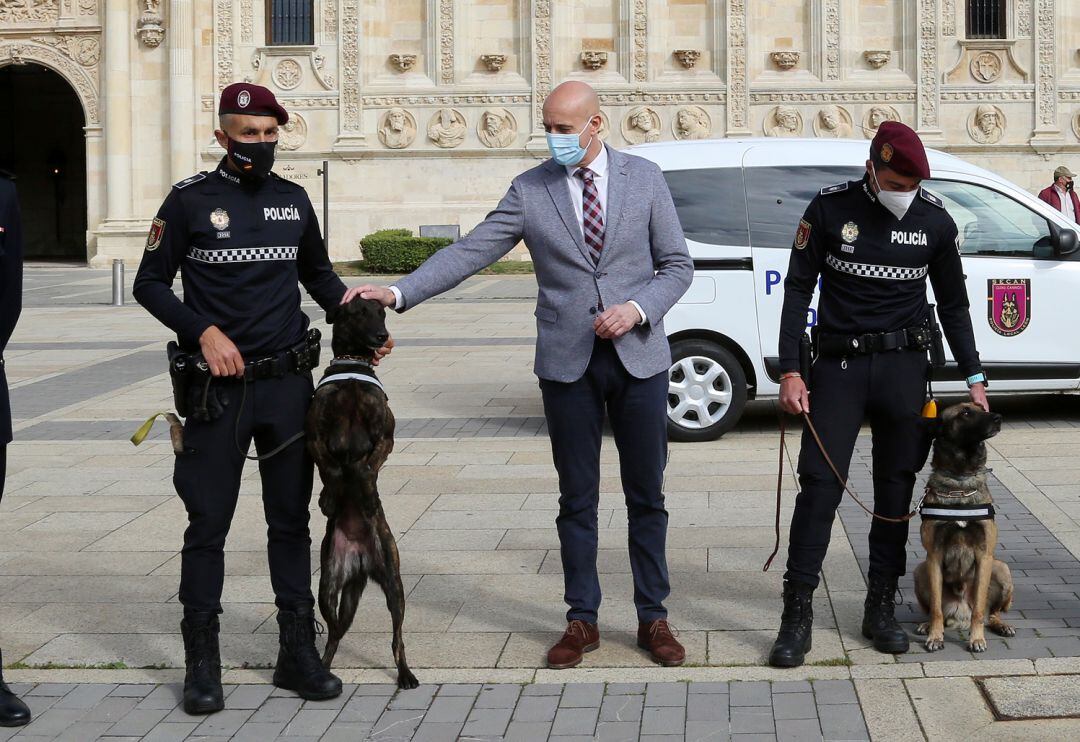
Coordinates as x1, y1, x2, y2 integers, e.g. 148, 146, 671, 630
133, 158, 346, 357
778, 175, 982, 377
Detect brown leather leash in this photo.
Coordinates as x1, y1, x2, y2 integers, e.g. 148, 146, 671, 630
763, 410, 923, 572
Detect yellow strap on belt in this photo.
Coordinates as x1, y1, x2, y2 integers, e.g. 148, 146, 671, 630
131, 411, 185, 453
922, 397, 938, 419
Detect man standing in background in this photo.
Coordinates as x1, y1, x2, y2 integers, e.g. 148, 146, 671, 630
1038, 166, 1079, 223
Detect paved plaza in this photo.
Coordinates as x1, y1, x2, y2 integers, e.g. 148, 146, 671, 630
3, 266, 1080, 739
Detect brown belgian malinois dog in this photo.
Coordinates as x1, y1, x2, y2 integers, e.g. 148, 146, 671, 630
914, 402, 1015, 652
307, 297, 418, 689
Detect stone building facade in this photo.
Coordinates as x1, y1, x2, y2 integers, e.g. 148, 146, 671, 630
1, 1, 1079, 263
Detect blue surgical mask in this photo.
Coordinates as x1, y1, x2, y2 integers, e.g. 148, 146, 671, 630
546, 120, 595, 166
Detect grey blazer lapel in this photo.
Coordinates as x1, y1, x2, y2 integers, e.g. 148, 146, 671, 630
542, 160, 593, 265
599, 146, 629, 268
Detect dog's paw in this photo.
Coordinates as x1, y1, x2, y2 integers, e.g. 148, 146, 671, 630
968, 637, 988, 653
989, 622, 1015, 637
924, 636, 945, 652
397, 669, 419, 690
915, 622, 930, 636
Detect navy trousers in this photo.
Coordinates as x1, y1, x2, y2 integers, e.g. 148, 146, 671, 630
785, 349, 929, 588
539, 338, 671, 624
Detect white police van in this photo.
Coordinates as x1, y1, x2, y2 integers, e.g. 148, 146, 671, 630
625, 139, 1080, 441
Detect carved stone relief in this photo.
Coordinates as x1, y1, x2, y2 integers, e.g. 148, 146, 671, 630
970, 52, 1003, 84
622, 106, 661, 144
771, 51, 800, 71
727, 0, 748, 132
324, 1, 337, 33
439, 0, 454, 85
390, 54, 418, 73
31, 34, 100, 67
672, 106, 711, 140
1073, 112, 1080, 141
532, 0, 552, 133
823, 0, 840, 80
136, 1, 165, 48
427, 108, 467, 148
918, 0, 940, 130
0, 42, 99, 124
0, 0, 58, 23
478, 108, 517, 148
632, 0, 647, 82
78, 0, 96, 15
674, 50, 700, 69
942, 0, 956, 37
340, 0, 361, 132
215, 0, 234, 91
481, 54, 507, 72
813, 105, 854, 138
378, 108, 417, 149
273, 59, 303, 90
1018, 1, 1032, 37
581, 51, 608, 71
968, 105, 1006, 144
863, 105, 901, 134
279, 113, 308, 151
863, 51, 890, 70
764, 105, 803, 137
1035, 0, 1057, 131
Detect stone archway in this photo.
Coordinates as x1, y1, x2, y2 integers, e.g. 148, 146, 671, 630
0, 40, 102, 262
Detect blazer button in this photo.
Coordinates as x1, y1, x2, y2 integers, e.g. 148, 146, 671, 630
589, 306, 597, 315
594, 271, 602, 279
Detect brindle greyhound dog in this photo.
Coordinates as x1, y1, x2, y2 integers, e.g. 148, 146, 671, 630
914, 402, 1015, 653
306, 297, 418, 689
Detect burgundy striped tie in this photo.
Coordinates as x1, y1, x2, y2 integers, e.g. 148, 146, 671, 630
575, 167, 605, 265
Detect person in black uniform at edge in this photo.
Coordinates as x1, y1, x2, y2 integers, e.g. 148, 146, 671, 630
0, 169, 32, 727
133, 83, 382, 713
768, 121, 990, 668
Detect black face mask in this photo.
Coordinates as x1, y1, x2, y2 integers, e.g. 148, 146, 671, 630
227, 137, 276, 180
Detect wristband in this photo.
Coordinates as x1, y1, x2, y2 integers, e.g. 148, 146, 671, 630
966, 372, 987, 388
779, 372, 802, 381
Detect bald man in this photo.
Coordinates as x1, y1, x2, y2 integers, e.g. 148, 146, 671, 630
352, 81, 693, 669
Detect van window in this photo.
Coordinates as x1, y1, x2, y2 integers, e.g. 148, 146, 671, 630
663, 168, 749, 246
924, 180, 1052, 258
745, 166, 863, 248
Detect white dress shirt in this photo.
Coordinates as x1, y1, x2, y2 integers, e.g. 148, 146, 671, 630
1055, 184, 1075, 222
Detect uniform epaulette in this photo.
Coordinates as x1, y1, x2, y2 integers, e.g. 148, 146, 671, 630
820, 182, 849, 196
270, 172, 301, 189
919, 188, 944, 209
173, 172, 208, 190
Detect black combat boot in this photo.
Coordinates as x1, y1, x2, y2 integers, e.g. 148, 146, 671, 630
861, 572, 910, 654
180, 612, 224, 715
768, 581, 815, 668
0, 649, 31, 727
273, 605, 342, 701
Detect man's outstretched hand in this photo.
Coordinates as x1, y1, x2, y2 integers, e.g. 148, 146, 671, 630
342, 284, 396, 307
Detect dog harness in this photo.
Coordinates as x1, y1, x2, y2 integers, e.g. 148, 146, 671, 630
317, 358, 386, 395
919, 499, 995, 522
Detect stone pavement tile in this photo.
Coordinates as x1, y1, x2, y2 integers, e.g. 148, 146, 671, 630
608, 682, 648, 694
55, 721, 112, 741
686, 692, 728, 722
513, 695, 560, 722
597, 720, 643, 741
231, 720, 287, 741
80, 695, 138, 722
775, 718, 823, 742
646, 682, 689, 707
854, 679, 922, 742
11, 708, 85, 737
299, 684, 356, 710
551, 706, 600, 736
248, 696, 302, 723
387, 684, 438, 710
336, 693, 392, 723
640, 734, 688, 741
685, 720, 731, 741
816, 704, 869, 741
462, 706, 513, 737
560, 682, 604, 708
811, 679, 859, 705
641, 705, 686, 736
422, 694, 474, 722
522, 683, 564, 696
108, 684, 156, 697
51, 682, 117, 710
319, 722, 375, 742
730, 707, 775, 735
436, 682, 481, 696
413, 721, 466, 741
105, 707, 171, 736
280, 708, 339, 736
600, 693, 644, 722
549, 736, 598, 742
770, 693, 816, 721
729, 681, 771, 707
771, 681, 812, 694
352, 684, 397, 696
225, 683, 275, 709
369, 708, 427, 739
473, 683, 521, 708
131, 721, 199, 742
192, 708, 253, 737
504, 720, 553, 741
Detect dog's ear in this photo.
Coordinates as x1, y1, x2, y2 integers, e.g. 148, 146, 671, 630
326, 303, 341, 325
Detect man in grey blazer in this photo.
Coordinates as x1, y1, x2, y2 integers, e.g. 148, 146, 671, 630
354, 81, 693, 669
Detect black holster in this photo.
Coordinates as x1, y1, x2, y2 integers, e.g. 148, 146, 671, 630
167, 341, 211, 419
926, 304, 946, 369
798, 332, 813, 390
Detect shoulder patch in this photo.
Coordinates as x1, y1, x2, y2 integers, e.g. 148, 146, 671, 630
919, 188, 944, 209
146, 217, 165, 251
820, 182, 849, 196
172, 172, 208, 190
794, 219, 811, 250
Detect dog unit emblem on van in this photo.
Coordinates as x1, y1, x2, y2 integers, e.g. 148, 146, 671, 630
988, 279, 1030, 337
841, 222, 858, 243
795, 219, 811, 250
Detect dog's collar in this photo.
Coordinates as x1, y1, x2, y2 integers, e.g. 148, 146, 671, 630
919, 502, 995, 521
331, 355, 375, 368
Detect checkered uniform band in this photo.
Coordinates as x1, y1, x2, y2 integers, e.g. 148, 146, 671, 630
826, 253, 928, 281
189, 246, 299, 264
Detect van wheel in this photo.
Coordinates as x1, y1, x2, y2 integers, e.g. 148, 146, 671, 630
666, 339, 748, 442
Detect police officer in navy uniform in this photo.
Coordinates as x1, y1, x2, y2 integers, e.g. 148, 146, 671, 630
0, 168, 32, 727
768, 122, 989, 667
133, 83, 350, 713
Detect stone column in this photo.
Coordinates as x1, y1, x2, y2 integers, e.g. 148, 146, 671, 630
334, 0, 367, 150
526, 0, 553, 149
725, 0, 751, 137
915, 0, 944, 144
170, 0, 197, 181
103, 0, 132, 221
1031, 0, 1062, 144
83, 125, 105, 261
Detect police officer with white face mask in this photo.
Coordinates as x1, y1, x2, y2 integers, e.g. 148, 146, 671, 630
768, 122, 988, 667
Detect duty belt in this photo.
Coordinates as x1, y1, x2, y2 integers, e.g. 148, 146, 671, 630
242, 329, 322, 381
816, 324, 932, 358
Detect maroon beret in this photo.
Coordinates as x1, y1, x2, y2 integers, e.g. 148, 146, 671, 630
870, 121, 930, 180
218, 83, 289, 125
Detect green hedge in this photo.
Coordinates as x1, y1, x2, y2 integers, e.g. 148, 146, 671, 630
359, 229, 454, 273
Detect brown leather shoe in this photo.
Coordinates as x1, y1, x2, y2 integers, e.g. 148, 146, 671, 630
638, 619, 685, 667
546, 620, 600, 669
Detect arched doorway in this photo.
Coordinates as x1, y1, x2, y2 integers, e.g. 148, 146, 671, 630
0, 63, 87, 261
